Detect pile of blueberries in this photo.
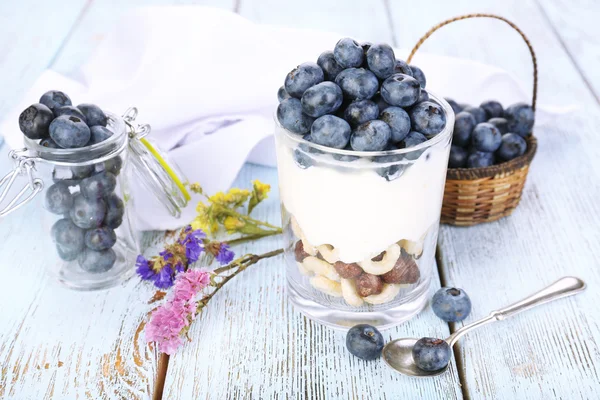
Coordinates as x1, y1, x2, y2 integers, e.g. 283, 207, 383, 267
445, 99, 534, 168
19, 90, 124, 273
277, 38, 447, 176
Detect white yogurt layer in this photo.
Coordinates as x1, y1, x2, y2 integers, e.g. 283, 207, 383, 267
276, 132, 450, 263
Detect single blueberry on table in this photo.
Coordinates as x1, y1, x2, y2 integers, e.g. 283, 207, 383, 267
412, 337, 451, 372
77, 103, 108, 127
496, 133, 527, 161
51, 218, 85, 254
310, 115, 351, 149
504, 102, 535, 137
366, 43, 396, 79
393, 59, 413, 76
448, 145, 469, 168
85, 227, 117, 250
343, 100, 379, 127
350, 120, 391, 151
471, 123, 502, 152
432, 287, 472, 322
301, 81, 343, 118
49, 115, 91, 148
78, 248, 116, 273
445, 98, 463, 115
103, 156, 123, 176
277, 98, 315, 134
380, 106, 411, 143
88, 125, 114, 145
104, 193, 125, 229
453, 111, 476, 147
45, 182, 74, 214
40, 137, 60, 148
39, 90, 72, 114
69, 194, 106, 229
277, 86, 292, 103
335, 68, 379, 100
380, 74, 421, 108
399, 131, 427, 160
409, 65, 426, 88
284, 62, 324, 98
55, 105, 87, 122
346, 324, 385, 361
488, 117, 509, 135
480, 100, 504, 119
409, 101, 447, 137
333, 38, 364, 68
467, 151, 495, 168
317, 50, 344, 81
80, 171, 117, 199
19, 103, 54, 140
462, 106, 487, 124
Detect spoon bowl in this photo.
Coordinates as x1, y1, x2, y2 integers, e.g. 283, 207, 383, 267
383, 338, 448, 377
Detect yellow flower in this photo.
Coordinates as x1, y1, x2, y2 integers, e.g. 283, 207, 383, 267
208, 191, 227, 205
253, 180, 270, 201
224, 216, 245, 232
189, 183, 203, 194
209, 188, 250, 209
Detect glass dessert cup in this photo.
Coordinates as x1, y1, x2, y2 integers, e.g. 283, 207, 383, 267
275, 94, 454, 329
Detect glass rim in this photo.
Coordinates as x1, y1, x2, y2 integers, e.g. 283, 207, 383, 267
275, 90, 455, 157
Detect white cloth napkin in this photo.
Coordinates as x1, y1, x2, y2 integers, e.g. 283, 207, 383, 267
0, 6, 573, 230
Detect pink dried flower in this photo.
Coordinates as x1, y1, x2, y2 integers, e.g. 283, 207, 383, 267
173, 269, 211, 302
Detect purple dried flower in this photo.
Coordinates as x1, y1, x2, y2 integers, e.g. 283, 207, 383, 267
215, 243, 235, 265
136, 255, 155, 280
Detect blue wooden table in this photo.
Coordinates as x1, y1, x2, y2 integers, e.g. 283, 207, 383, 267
1, 0, 599, 399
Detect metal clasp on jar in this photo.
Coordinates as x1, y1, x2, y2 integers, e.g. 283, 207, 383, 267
0, 148, 43, 216
123, 107, 151, 139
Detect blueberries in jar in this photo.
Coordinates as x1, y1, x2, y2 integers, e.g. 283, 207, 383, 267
80, 171, 117, 199
88, 126, 113, 145
71, 165, 95, 180
380, 74, 421, 108
412, 337, 451, 371
496, 133, 527, 161
408, 65, 426, 88
104, 193, 125, 229
301, 81, 343, 118
70, 194, 106, 229
310, 115, 351, 149
333, 38, 364, 68
504, 102, 534, 137
317, 50, 344, 81
471, 123, 502, 152
49, 115, 91, 148
45, 182, 74, 214
56, 245, 81, 262
51, 218, 85, 257
277, 98, 315, 134
85, 227, 117, 250
417, 89, 430, 103
78, 248, 116, 273
487, 117, 509, 135
333, 145, 360, 162
77, 103, 108, 127
350, 120, 391, 151
40, 137, 60, 149
374, 146, 406, 181
103, 156, 123, 176
346, 324, 385, 361
366, 43, 396, 79
432, 287, 472, 322
284, 62, 324, 98
462, 106, 487, 124
343, 100, 379, 127
335, 68, 379, 100
453, 111, 476, 147
380, 106, 411, 143
409, 101, 446, 137
393, 59, 413, 76
467, 151, 495, 168
480, 100, 504, 119
399, 131, 427, 160
448, 145, 469, 168
55, 105, 87, 122
19, 103, 54, 140
39, 90, 72, 114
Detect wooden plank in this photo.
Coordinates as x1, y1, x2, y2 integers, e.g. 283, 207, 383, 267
162, 164, 463, 400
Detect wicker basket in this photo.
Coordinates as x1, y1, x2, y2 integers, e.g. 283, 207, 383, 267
407, 14, 538, 226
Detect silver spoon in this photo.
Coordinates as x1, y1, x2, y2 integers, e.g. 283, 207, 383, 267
383, 276, 586, 377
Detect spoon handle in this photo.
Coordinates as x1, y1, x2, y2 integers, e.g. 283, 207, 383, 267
447, 276, 585, 346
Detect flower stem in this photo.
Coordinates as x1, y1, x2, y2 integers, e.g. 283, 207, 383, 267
225, 230, 282, 247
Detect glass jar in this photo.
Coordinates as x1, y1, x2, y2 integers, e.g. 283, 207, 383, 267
0, 108, 189, 290
275, 93, 454, 329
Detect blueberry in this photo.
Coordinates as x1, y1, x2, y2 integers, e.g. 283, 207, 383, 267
372, 93, 391, 113
293, 135, 322, 169
409, 101, 446, 137
77, 104, 107, 127
374, 146, 406, 181
335, 68, 379, 100
448, 145, 468, 168
366, 43, 396, 79
504, 102, 534, 137
103, 156, 123, 176
284, 62, 324, 98
55, 105, 87, 122
399, 131, 427, 160
412, 337, 451, 372
104, 193, 125, 228
277, 98, 315, 134
301, 82, 343, 118
344, 100, 379, 127
39, 90, 72, 114
393, 59, 413, 76
346, 324, 384, 360
496, 133, 527, 161
333, 38, 363, 68
360, 42, 372, 67
69, 194, 106, 229
471, 123, 502, 152
56, 245, 81, 261
49, 115, 91, 148
80, 171, 117, 199
333, 145, 360, 162
480, 100, 504, 119
85, 227, 117, 250
19, 103, 53, 140
88, 126, 113, 145
277, 86, 292, 103
52, 167, 80, 187
310, 115, 351, 149
467, 151, 495, 168
488, 117, 509, 134
380, 106, 411, 143
445, 98, 462, 115
40, 137, 60, 148
432, 287, 472, 322
409, 65, 426, 88
45, 182, 73, 214
453, 111, 476, 147
51, 218, 85, 254
462, 106, 486, 124
78, 248, 116, 273
317, 50, 344, 81
380, 74, 421, 108
71, 165, 95, 179
350, 120, 391, 151
417, 89, 430, 103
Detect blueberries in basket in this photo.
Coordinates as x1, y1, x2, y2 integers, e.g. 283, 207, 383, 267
51, 218, 85, 257
380, 106, 411, 143
445, 98, 462, 115
277, 86, 292, 103
277, 98, 315, 134
88, 125, 114, 145
39, 90, 72, 114
380, 74, 421, 107
496, 133, 527, 161
45, 182, 74, 214
488, 117, 509, 134
462, 106, 487, 124
70, 194, 106, 229
55, 105, 87, 122
80, 171, 117, 199
393, 59, 413, 76
40, 137, 60, 148
77, 103, 107, 127
284, 62, 324, 98
19, 103, 54, 140
311, 115, 351, 149
335, 68, 379, 100
467, 151, 495, 168
453, 111, 476, 147
78, 248, 116, 273
104, 193, 125, 229
480, 100, 504, 119
471, 123, 502, 152
301, 82, 343, 118
409, 65, 426, 88
334, 38, 364, 68
317, 51, 344, 81
432, 287, 472, 322
346, 324, 384, 361
343, 100, 379, 127
49, 115, 91, 148
412, 337, 451, 372
350, 120, 391, 151
366, 43, 396, 79
85, 227, 117, 250
448, 145, 468, 168
409, 101, 446, 137
504, 102, 534, 137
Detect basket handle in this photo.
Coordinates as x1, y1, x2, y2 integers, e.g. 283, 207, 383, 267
407, 13, 538, 111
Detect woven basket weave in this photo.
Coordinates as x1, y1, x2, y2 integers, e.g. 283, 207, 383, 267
407, 13, 538, 226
